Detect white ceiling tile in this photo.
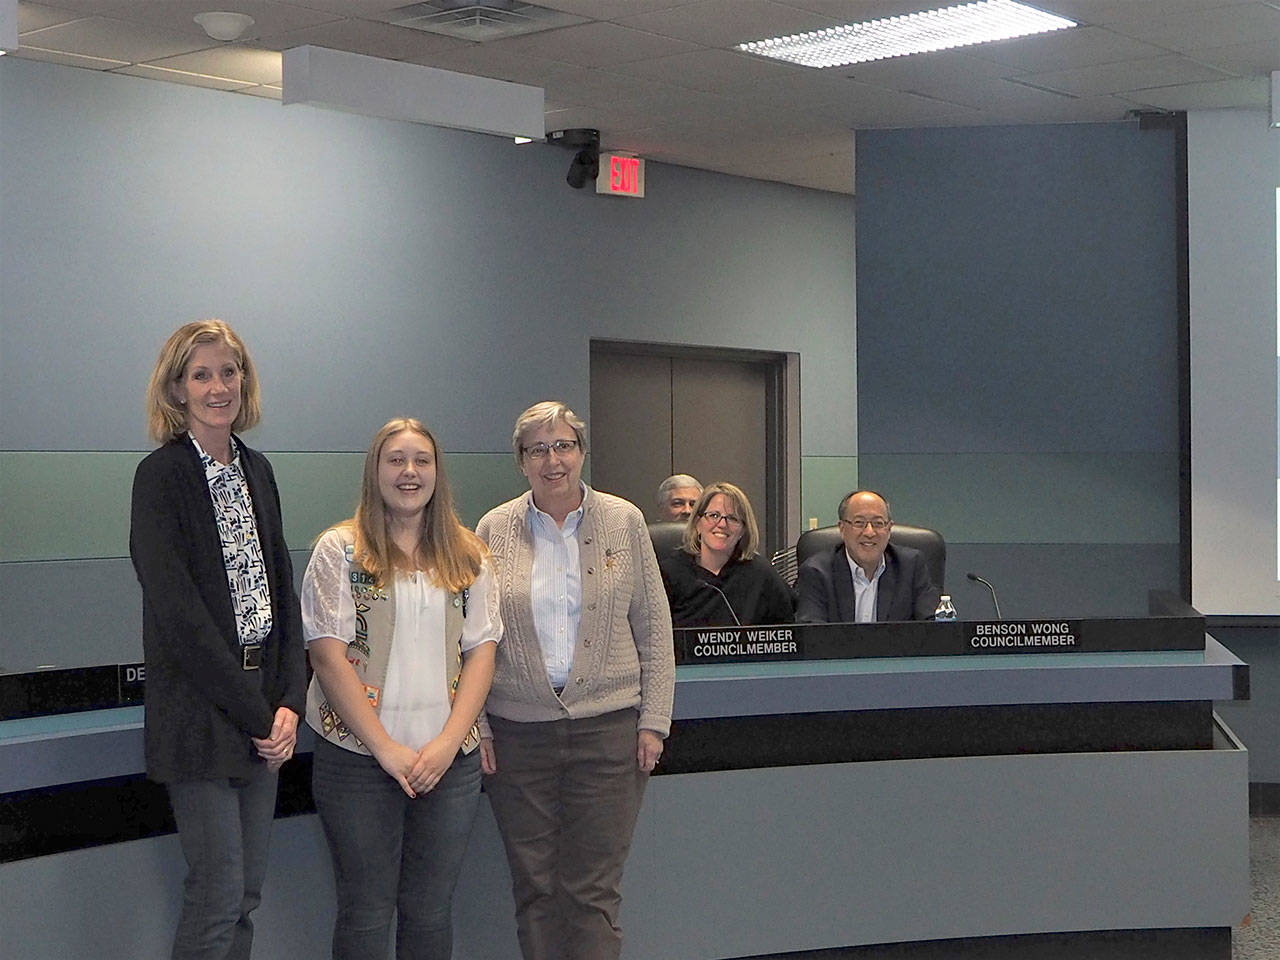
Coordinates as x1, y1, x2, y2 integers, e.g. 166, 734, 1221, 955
1105, 1, 1280, 50
1024, 53, 1234, 95
40, 1, 340, 40
1029, 0, 1249, 27
840, 49, 1018, 90
808, 80, 986, 126
1182, 38, 1280, 75
237, 83, 283, 99
257, 17, 468, 59
605, 48, 855, 101
615, 0, 842, 49
18, 3, 87, 33
529, 0, 697, 20
144, 47, 283, 85
13, 42, 126, 67
274, 0, 411, 14
974, 92, 1139, 123
473, 21, 703, 68
779, 1, 944, 20
1119, 74, 1269, 108
114, 62, 257, 90
18, 17, 213, 61
969, 25, 1171, 71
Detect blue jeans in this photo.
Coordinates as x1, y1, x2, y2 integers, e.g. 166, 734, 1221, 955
311, 737, 482, 960
166, 764, 279, 960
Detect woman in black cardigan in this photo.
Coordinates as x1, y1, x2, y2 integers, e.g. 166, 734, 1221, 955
130, 320, 306, 960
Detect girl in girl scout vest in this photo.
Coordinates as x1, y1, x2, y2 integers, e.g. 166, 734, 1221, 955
301, 417, 501, 960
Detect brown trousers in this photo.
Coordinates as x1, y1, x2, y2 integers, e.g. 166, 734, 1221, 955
484, 709, 648, 960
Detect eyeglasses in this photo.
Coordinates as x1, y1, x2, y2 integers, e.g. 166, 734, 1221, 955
701, 510, 744, 528
839, 517, 890, 531
522, 438, 579, 460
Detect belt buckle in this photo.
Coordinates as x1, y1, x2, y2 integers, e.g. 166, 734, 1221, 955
242, 643, 263, 671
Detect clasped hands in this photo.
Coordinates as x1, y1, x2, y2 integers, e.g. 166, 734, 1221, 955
377, 736, 459, 799
252, 706, 299, 771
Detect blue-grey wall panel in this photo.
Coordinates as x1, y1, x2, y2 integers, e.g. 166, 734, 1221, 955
0, 553, 311, 673
0, 58, 856, 456
943, 542, 1180, 619
856, 123, 1178, 455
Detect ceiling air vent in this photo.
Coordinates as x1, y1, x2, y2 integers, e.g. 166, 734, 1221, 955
384, 1, 585, 42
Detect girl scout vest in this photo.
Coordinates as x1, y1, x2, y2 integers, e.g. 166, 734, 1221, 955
305, 534, 481, 756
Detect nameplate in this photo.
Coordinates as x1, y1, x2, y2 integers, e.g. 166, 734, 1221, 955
674, 616, 1205, 665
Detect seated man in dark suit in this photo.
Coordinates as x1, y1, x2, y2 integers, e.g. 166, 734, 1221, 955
795, 490, 939, 623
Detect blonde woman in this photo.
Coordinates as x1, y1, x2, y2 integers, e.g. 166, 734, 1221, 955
301, 417, 500, 960
658, 481, 794, 628
130, 320, 306, 960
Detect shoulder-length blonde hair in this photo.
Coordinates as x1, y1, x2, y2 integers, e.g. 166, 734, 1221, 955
144, 320, 262, 443
681, 481, 761, 562
341, 417, 486, 593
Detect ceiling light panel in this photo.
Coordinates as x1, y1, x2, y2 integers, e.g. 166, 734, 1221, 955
736, 0, 1077, 69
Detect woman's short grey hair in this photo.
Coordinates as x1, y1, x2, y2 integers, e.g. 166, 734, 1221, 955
511, 400, 587, 467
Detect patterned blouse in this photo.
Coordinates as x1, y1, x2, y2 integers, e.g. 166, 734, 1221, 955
191, 434, 273, 646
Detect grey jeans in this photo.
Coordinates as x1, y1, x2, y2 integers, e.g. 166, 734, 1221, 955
311, 737, 483, 960
166, 764, 279, 960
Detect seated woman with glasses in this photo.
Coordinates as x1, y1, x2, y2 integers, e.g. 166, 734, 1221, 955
658, 481, 795, 628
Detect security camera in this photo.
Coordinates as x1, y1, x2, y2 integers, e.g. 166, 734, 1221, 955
547, 129, 600, 189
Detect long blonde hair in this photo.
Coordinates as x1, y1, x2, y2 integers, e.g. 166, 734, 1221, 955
144, 320, 262, 443
339, 418, 485, 592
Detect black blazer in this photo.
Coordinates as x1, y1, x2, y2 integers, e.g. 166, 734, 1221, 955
130, 436, 306, 783
794, 542, 939, 624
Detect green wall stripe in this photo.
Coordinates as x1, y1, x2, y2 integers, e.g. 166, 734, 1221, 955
1, 451, 533, 562
856, 452, 1179, 544
801, 456, 858, 530
2, 450, 1176, 561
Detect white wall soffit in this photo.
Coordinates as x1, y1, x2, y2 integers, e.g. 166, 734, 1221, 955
1, 0, 18, 53
282, 45, 544, 140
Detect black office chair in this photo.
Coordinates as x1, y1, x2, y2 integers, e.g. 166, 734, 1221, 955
647, 521, 687, 559
794, 523, 946, 592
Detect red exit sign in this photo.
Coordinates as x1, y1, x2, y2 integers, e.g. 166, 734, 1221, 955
596, 153, 645, 197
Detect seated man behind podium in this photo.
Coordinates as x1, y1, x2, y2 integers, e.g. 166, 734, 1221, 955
795, 490, 939, 623
656, 473, 702, 522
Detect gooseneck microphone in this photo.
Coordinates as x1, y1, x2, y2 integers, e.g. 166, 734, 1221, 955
696, 580, 742, 627
966, 572, 1002, 619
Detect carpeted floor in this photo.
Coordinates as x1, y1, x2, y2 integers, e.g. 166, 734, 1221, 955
1235, 817, 1280, 960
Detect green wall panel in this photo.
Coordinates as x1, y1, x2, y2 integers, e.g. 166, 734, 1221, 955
1, 451, 537, 562
801, 456, 859, 530
856, 452, 1179, 544
1, 452, 139, 562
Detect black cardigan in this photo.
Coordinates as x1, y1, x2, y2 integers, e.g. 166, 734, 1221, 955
129, 436, 306, 783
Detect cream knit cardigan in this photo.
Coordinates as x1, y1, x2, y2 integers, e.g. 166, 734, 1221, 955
475, 486, 675, 737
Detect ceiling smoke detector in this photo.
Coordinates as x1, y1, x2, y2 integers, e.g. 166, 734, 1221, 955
194, 11, 255, 42
383, 1, 584, 42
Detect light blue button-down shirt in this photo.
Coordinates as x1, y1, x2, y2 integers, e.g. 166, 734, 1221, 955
528, 489, 585, 690
847, 551, 886, 624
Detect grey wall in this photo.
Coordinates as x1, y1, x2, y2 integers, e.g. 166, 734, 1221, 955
0, 56, 855, 672
0, 57, 855, 455
853, 122, 1181, 617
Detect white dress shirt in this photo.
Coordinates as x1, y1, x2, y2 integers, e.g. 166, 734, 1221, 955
527, 489, 585, 690
846, 550, 886, 624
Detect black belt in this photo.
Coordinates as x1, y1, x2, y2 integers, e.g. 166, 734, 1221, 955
242, 643, 263, 671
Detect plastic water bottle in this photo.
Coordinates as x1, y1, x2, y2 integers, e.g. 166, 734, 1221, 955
934, 595, 957, 621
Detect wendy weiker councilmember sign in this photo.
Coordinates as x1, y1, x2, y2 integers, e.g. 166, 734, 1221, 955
673, 617, 1204, 665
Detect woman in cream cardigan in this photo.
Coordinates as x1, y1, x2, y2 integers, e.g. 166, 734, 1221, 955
476, 400, 675, 960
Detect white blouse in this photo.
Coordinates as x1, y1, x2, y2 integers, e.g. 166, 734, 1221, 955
301, 528, 501, 749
